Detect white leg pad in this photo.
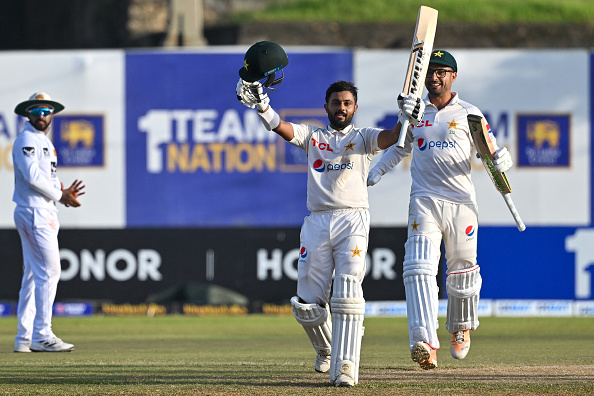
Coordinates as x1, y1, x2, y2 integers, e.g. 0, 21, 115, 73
329, 274, 365, 386
403, 235, 440, 350
291, 296, 332, 356
446, 265, 481, 332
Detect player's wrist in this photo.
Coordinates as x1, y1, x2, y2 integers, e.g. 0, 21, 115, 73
257, 106, 280, 131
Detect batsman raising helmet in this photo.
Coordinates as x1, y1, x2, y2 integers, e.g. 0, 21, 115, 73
237, 41, 419, 387
367, 50, 514, 370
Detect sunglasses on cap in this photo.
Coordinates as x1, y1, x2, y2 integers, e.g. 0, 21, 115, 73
28, 108, 53, 117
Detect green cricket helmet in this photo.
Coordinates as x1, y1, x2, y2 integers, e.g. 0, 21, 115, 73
239, 41, 289, 90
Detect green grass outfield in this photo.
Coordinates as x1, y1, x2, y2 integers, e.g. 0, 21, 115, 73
0, 315, 592, 395
230, 0, 594, 24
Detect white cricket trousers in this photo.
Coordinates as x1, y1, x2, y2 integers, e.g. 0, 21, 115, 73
408, 196, 478, 273
297, 208, 369, 306
14, 206, 61, 344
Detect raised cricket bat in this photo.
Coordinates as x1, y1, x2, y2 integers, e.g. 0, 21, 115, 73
396, 5, 438, 148
467, 114, 526, 232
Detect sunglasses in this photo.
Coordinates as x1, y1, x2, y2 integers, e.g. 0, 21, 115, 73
28, 108, 53, 117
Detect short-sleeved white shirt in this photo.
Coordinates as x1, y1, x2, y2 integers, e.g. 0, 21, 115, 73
373, 93, 495, 206
289, 123, 382, 211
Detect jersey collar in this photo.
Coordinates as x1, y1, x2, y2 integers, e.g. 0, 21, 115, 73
424, 92, 459, 108
327, 123, 354, 134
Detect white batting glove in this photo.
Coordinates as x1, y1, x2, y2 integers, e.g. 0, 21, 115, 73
367, 170, 382, 187
254, 83, 270, 112
493, 146, 513, 173
236, 79, 256, 109
397, 93, 425, 126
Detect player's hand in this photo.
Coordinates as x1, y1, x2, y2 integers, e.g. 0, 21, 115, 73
236, 79, 270, 111
397, 93, 425, 126
59, 179, 85, 208
254, 83, 270, 112
236, 79, 256, 108
493, 146, 513, 173
367, 170, 382, 187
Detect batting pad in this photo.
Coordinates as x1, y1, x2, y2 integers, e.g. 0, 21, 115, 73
445, 265, 482, 332
329, 274, 365, 385
403, 235, 441, 350
291, 296, 332, 357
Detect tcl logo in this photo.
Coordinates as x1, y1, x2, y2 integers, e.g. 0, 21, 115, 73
312, 138, 333, 152
411, 120, 433, 128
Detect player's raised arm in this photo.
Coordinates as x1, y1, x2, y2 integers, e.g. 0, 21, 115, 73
236, 41, 294, 141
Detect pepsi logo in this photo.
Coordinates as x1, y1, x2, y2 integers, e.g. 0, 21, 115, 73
465, 225, 475, 237
418, 138, 427, 151
300, 247, 307, 259
313, 159, 325, 173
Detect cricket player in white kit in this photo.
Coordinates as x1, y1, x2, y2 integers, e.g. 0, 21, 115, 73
236, 41, 423, 387
367, 50, 514, 369
12, 92, 85, 353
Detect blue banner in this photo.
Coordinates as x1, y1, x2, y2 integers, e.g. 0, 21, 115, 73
478, 227, 594, 300
125, 51, 352, 227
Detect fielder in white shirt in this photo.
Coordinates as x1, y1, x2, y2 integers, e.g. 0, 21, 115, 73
367, 50, 514, 370
12, 92, 85, 353
236, 41, 424, 387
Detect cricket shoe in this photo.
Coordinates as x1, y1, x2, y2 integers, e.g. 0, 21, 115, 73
411, 341, 437, 370
14, 343, 31, 353
332, 374, 355, 387
30, 337, 74, 352
451, 330, 471, 359
315, 352, 331, 373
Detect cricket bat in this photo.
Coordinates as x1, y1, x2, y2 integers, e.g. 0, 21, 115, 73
396, 5, 438, 148
467, 114, 526, 232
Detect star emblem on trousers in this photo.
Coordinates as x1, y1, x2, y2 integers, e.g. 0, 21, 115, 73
350, 245, 362, 257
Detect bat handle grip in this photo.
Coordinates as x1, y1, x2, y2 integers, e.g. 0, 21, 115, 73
396, 119, 410, 148
502, 193, 526, 232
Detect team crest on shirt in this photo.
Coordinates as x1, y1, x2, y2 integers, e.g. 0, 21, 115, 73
22, 147, 35, 157
448, 119, 459, 134
344, 142, 355, 151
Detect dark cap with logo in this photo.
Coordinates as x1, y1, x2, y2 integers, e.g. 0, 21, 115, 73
239, 41, 289, 82
430, 50, 457, 72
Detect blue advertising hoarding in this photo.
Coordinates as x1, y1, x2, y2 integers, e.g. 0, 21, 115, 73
125, 51, 352, 227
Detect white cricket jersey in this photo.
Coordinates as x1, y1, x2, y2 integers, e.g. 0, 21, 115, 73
289, 123, 382, 211
373, 93, 499, 205
12, 122, 62, 210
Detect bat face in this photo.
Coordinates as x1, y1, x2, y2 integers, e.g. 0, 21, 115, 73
403, 6, 438, 97
468, 114, 512, 194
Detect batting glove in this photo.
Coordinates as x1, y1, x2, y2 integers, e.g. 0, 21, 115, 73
236, 79, 256, 109
367, 170, 382, 187
397, 93, 425, 126
493, 146, 513, 173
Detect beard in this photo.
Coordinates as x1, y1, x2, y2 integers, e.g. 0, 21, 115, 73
31, 118, 51, 132
327, 110, 353, 130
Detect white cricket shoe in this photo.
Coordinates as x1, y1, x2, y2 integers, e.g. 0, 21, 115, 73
332, 373, 355, 387
30, 337, 74, 352
315, 353, 331, 373
14, 343, 31, 353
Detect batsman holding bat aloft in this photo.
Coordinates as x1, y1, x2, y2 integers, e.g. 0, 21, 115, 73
236, 41, 416, 387
368, 50, 515, 369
